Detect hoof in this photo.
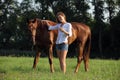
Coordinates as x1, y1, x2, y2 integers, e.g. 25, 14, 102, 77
85, 68, 89, 72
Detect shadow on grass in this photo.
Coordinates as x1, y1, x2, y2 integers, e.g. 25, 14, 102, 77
0, 68, 7, 74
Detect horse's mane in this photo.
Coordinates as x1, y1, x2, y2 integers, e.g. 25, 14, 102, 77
36, 18, 57, 28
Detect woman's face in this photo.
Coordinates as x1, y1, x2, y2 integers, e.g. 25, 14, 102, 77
57, 15, 65, 23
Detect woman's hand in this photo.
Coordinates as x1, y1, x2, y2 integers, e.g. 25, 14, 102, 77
59, 27, 64, 32
59, 27, 69, 36
46, 21, 51, 31
46, 21, 50, 26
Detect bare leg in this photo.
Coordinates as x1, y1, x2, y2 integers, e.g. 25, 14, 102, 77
57, 50, 68, 74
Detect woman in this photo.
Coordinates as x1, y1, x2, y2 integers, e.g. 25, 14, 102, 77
47, 12, 72, 74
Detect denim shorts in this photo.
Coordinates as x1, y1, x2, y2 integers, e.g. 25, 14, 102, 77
56, 43, 68, 51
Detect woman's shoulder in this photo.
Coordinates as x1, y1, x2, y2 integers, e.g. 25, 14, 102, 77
65, 22, 72, 27
65, 22, 72, 26
66, 22, 71, 24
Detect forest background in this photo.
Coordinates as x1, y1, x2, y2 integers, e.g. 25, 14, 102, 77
0, 0, 120, 59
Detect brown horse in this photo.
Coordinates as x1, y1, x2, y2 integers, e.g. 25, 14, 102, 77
27, 18, 91, 73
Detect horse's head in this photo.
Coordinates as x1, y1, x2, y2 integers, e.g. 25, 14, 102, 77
27, 18, 39, 45
27, 18, 51, 31
27, 18, 38, 32
27, 18, 57, 45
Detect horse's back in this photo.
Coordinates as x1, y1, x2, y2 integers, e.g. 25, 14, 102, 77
38, 20, 91, 46
71, 22, 90, 33
68, 22, 91, 44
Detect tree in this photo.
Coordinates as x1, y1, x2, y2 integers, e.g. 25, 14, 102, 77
74, 0, 90, 23
105, 0, 117, 48
0, 0, 19, 49
0, 0, 12, 31
92, 0, 105, 56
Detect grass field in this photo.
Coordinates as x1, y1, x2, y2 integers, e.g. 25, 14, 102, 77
0, 57, 120, 80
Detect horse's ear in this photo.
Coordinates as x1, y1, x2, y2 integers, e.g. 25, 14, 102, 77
33, 18, 37, 23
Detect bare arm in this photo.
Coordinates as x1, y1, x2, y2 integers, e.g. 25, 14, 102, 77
46, 22, 58, 30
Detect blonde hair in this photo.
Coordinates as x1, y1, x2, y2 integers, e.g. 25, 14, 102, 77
56, 12, 66, 23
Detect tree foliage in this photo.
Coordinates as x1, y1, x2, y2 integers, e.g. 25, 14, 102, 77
0, 0, 120, 59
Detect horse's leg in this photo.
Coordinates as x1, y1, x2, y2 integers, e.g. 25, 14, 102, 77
48, 45, 54, 73
74, 44, 84, 73
83, 36, 91, 72
33, 50, 41, 69
83, 52, 89, 72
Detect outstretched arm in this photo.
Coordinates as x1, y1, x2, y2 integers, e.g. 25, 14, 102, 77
46, 22, 58, 30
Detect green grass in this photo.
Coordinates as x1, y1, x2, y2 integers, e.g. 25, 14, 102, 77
0, 57, 120, 80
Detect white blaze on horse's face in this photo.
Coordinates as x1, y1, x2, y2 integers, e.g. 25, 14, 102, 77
28, 19, 37, 45
28, 21, 37, 31
28, 20, 37, 36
